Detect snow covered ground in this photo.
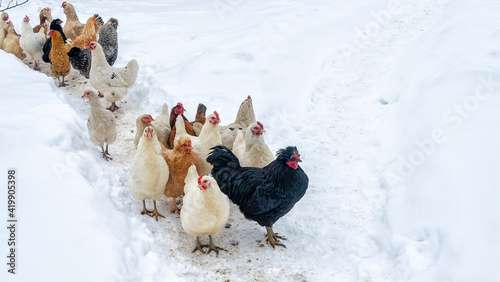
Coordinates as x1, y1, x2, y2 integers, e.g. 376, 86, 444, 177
1, 0, 498, 281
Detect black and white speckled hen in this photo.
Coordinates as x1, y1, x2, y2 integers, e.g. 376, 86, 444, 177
207, 145, 309, 248
68, 18, 118, 79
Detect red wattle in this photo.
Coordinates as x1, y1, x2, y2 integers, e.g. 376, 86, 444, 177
286, 160, 298, 169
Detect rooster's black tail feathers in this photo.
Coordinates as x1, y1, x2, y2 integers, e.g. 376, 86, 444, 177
207, 145, 240, 171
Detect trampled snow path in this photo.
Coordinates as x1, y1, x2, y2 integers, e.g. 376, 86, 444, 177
0, 0, 461, 281
294, 0, 460, 280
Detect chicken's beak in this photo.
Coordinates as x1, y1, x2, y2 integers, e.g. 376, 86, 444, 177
260, 129, 266, 133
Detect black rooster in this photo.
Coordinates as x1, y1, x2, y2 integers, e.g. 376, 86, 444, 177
68, 18, 118, 78
42, 18, 66, 63
207, 145, 309, 248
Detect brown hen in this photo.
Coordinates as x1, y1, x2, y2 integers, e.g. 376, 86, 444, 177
48, 29, 70, 87
67, 16, 97, 49
161, 137, 202, 213
2, 21, 26, 60
33, 8, 52, 36
168, 103, 206, 148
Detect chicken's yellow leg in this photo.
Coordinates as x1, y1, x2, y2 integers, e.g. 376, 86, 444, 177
151, 200, 165, 221
141, 200, 152, 216
192, 237, 205, 254
171, 198, 181, 214
203, 235, 226, 256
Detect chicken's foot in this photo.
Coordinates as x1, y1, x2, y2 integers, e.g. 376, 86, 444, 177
104, 144, 113, 160
192, 237, 205, 254
171, 198, 181, 214
141, 200, 153, 216
150, 200, 165, 221
100, 145, 112, 161
265, 226, 287, 249
201, 235, 226, 256
107, 102, 119, 112
58, 76, 67, 87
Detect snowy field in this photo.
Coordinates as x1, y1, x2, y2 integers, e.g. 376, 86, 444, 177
1, 0, 499, 281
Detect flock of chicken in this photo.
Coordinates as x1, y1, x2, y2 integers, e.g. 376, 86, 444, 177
1, 2, 309, 254
127, 98, 309, 253
1, 2, 136, 112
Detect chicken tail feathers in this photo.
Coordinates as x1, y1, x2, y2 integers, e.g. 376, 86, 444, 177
194, 103, 207, 124
94, 14, 104, 28
161, 103, 169, 116
42, 39, 51, 63
67, 46, 81, 57
207, 145, 241, 178
184, 164, 200, 195
121, 59, 139, 87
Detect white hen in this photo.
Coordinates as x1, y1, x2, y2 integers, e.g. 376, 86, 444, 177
180, 164, 230, 254
232, 121, 274, 168
88, 40, 139, 112
134, 114, 154, 149
128, 126, 169, 221
152, 103, 171, 149
134, 104, 171, 149
220, 96, 256, 150
20, 15, 46, 70
175, 111, 222, 175
83, 90, 117, 161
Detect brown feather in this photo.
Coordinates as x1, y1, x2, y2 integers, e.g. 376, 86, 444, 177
168, 104, 196, 148
68, 16, 96, 49
62, 3, 84, 40
50, 30, 70, 80
161, 137, 202, 212
2, 22, 25, 60
33, 8, 52, 35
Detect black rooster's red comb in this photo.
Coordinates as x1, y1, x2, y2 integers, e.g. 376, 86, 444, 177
293, 152, 300, 160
